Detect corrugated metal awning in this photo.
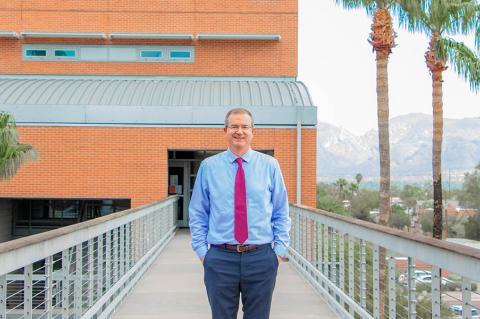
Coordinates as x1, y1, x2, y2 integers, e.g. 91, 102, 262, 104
0, 31, 19, 39
0, 76, 316, 126
20, 32, 107, 39
197, 34, 281, 41
109, 33, 194, 40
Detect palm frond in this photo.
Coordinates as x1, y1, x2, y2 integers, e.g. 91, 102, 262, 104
0, 144, 37, 180
435, 36, 480, 91
0, 111, 37, 180
443, 0, 480, 36
335, 0, 377, 14
395, 0, 431, 34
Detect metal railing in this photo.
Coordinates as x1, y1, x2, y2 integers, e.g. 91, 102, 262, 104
0, 196, 178, 319
289, 204, 480, 319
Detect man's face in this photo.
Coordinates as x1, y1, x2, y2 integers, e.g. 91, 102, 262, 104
224, 113, 255, 153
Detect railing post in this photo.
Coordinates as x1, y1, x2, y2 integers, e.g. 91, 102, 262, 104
45, 255, 53, 319
120, 225, 125, 278
388, 254, 396, 319
74, 244, 82, 317
317, 221, 322, 273
360, 239, 367, 310
126, 223, 131, 270
0, 275, 5, 319
113, 228, 119, 284
62, 249, 70, 319
461, 277, 472, 319
339, 232, 345, 310
373, 245, 380, 319
87, 239, 94, 308
97, 234, 104, 300
407, 257, 416, 319
105, 231, 111, 290
348, 236, 355, 317
331, 228, 337, 288
431, 266, 441, 318
24, 264, 33, 319
323, 225, 329, 279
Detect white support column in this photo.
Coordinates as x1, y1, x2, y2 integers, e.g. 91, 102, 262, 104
24, 264, 33, 319
431, 266, 441, 319
407, 257, 416, 319
45, 255, 53, 319
74, 244, 82, 317
462, 277, 472, 319
373, 245, 380, 319
97, 235, 104, 300
360, 240, 367, 310
120, 226, 125, 278
87, 239, 94, 307
105, 230, 111, 290
348, 236, 355, 317
388, 254, 397, 319
61, 249, 70, 319
113, 229, 119, 284
0, 275, 6, 319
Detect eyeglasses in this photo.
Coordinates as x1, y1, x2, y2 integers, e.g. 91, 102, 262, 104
227, 125, 252, 131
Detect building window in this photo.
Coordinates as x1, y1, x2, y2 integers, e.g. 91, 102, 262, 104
140, 50, 163, 58
170, 51, 191, 59
54, 49, 77, 57
25, 49, 47, 57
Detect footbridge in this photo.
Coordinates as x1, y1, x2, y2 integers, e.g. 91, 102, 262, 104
1, 196, 479, 318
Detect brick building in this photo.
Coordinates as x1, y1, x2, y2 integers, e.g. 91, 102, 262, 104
0, 1, 316, 240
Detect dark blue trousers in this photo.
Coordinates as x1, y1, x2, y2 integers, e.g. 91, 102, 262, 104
203, 245, 279, 319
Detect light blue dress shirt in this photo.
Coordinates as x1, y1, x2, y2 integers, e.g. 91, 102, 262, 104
189, 148, 291, 258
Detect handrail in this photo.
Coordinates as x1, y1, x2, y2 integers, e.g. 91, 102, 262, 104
288, 204, 480, 319
0, 196, 178, 319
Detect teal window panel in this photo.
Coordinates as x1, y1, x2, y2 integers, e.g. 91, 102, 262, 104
54, 49, 76, 57
141, 50, 162, 58
26, 49, 47, 57
170, 51, 191, 59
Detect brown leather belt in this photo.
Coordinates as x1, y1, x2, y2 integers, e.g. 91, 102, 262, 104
211, 243, 270, 253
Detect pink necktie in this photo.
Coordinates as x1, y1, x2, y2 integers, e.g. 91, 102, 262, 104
234, 158, 248, 244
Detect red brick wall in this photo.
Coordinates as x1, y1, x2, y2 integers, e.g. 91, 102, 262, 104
0, 126, 316, 207
0, 0, 297, 76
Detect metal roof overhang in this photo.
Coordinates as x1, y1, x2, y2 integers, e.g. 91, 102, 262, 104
196, 34, 281, 41
0, 31, 19, 39
0, 76, 315, 127
20, 32, 107, 39
109, 33, 194, 40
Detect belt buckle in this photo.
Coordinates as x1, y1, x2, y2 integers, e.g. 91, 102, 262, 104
236, 245, 247, 252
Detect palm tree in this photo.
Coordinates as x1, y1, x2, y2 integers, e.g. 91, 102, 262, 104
335, 0, 401, 227
0, 112, 37, 180
355, 173, 363, 186
335, 178, 349, 201
398, 0, 480, 239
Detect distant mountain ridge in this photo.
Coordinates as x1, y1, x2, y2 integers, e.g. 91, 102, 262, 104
317, 113, 480, 181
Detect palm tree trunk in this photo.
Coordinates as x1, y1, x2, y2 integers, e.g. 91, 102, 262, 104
426, 34, 446, 240
370, 7, 395, 318
432, 69, 444, 239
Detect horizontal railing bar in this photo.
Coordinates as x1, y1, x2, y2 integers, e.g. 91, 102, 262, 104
293, 204, 480, 281
0, 196, 177, 275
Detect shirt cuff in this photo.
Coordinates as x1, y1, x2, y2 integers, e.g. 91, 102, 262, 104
195, 244, 209, 258
273, 242, 287, 257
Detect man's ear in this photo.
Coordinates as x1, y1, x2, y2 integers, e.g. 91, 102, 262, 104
223, 127, 227, 133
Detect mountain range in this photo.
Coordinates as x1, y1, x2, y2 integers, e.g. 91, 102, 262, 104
317, 113, 480, 182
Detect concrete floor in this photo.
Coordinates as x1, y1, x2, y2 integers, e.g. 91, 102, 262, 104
112, 230, 338, 319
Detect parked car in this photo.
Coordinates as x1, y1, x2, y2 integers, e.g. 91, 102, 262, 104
398, 270, 431, 283
448, 305, 479, 318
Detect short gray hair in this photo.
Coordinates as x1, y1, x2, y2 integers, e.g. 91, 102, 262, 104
224, 108, 254, 127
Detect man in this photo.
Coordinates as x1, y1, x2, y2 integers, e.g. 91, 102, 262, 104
189, 107, 291, 319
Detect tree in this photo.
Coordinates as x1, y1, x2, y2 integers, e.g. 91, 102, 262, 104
351, 189, 379, 221
464, 215, 480, 240
334, 0, 411, 228
355, 173, 363, 186
458, 163, 480, 210
335, 178, 348, 201
400, 184, 423, 214
398, 0, 480, 239
0, 112, 37, 180
390, 204, 410, 229
347, 182, 359, 199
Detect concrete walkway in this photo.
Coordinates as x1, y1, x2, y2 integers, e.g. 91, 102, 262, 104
112, 230, 338, 319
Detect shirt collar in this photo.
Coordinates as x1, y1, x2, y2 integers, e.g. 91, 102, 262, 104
226, 148, 253, 163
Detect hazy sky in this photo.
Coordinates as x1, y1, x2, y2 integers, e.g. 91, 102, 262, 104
298, 1, 480, 135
